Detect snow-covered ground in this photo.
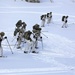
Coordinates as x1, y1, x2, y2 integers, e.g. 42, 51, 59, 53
0, 0, 75, 75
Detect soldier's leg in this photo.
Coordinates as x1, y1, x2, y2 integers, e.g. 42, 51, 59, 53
35, 39, 38, 49
30, 41, 37, 53
62, 22, 65, 28
24, 40, 30, 53
65, 23, 68, 28
0, 47, 3, 57
41, 20, 45, 27
47, 18, 51, 24
17, 39, 21, 49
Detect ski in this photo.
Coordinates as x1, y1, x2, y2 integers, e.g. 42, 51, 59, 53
42, 31, 48, 32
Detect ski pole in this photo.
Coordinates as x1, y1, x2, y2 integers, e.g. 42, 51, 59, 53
6, 38, 13, 54
11, 36, 16, 42
13, 41, 17, 48
41, 39, 43, 50
11, 37, 15, 42
42, 31, 48, 32
41, 32, 48, 38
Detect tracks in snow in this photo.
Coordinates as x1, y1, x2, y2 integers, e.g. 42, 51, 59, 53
0, 67, 74, 75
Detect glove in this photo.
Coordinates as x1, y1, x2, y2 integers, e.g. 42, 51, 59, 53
40, 37, 42, 39
39, 28, 41, 30
4, 36, 7, 39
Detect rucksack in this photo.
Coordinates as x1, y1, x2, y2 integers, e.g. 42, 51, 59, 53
41, 15, 44, 20
62, 16, 65, 21
14, 28, 20, 36
23, 31, 32, 41
16, 20, 22, 28
23, 32, 28, 39
47, 13, 49, 17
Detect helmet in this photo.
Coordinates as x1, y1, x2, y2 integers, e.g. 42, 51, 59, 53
50, 12, 52, 14
1, 32, 5, 36
28, 30, 32, 34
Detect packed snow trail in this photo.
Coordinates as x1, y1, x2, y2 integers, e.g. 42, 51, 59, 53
0, 67, 75, 75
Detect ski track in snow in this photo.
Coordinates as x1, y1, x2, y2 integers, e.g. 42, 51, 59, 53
1, 21, 75, 74
0, 67, 74, 75
1, 33, 75, 74
31, 33, 75, 70
0, 5, 60, 8
0, 10, 75, 18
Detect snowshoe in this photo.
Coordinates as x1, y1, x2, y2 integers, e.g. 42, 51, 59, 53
0, 56, 2, 57
32, 51, 39, 53
17, 46, 21, 49
24, 51, 28, 53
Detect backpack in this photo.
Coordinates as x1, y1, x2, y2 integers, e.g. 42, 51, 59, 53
62, 16, 65, 21
16, 20, 22, 28
14, 28, 20, 36
41, 15, 44, 20
23, 31, 32, 41
23, 32, 28, 39
47, 13, 49, 17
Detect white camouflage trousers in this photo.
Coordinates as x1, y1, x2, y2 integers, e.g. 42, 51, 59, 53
0, 47, 3, 57
25, 40, 35, 52
62, 22, 68, 28
41, 20, 45, 27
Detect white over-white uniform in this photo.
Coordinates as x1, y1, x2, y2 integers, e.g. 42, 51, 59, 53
17, 32, 23, 48
41, 16, 46, 27
47, 13, 52, 24
24, 34, 36, 53
0, 35, 3, 57
62, 17, 68, 28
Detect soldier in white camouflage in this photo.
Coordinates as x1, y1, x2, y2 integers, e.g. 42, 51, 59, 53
62, 16, 69, 28
32, 24, 42, 49
41, 14, 46, 27
0, 32, 7, 57
17, 30, 23, 49
23, 30, 37, 53
14, 20, 27, 49
14, 20, 22, 37
47, 12, 52, 24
